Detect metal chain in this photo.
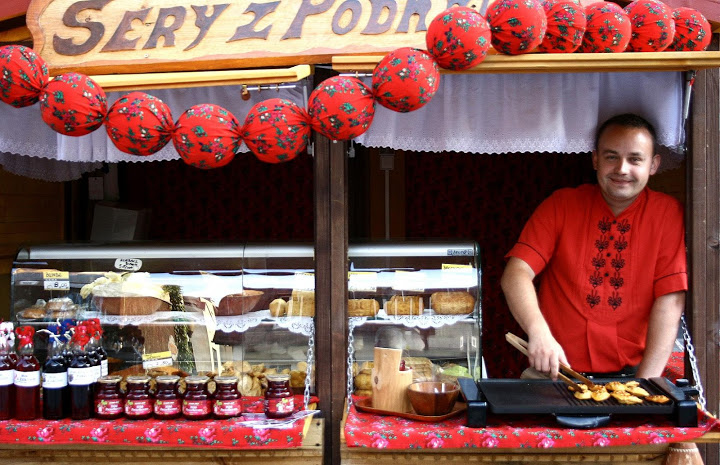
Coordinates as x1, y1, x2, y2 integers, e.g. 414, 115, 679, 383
303, 330, 315, 410
681, 314, 707, 411
346, 323, 356, 412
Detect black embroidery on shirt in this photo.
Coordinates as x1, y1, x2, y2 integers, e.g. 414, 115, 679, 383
587, 216, 630, 311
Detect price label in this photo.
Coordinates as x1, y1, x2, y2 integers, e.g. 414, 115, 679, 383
392, 271, 425, 292
115, 258, 142, 271
348, 272, 377, 293
293, 272, 315, 291
442, 264, 472, 270
142, 351, 173, 370
43, 271, 69, 290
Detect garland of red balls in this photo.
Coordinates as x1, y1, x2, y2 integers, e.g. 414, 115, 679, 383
0, 1, 711, 169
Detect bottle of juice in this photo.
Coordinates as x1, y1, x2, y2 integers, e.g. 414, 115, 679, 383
68, 326, 94, 420
0, 322, 15, 420
42, 326, 68, 420
14, 326, 40, 420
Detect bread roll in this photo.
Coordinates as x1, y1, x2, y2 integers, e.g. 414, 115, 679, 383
269, 298, 288, 317
288, 290, 315, 317
348, 299, 380, 317
386, 295, 423, 316
431, 291, 475, 315
354, 372, 372, 390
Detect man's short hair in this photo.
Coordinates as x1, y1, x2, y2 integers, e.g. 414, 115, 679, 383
594, 113, 658, 153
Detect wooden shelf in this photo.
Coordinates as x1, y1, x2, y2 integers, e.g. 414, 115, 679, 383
333, 51, 720, 74
88, 64, 313, 92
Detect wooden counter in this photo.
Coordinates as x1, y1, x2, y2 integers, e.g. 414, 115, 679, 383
0, 418, 323, 465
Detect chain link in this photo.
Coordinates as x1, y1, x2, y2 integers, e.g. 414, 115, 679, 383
346, 323, 356, 412
303, 329, 315, 410
681, 314, 707, 411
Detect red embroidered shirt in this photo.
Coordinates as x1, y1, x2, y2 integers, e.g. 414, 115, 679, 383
506, 184, 687, 373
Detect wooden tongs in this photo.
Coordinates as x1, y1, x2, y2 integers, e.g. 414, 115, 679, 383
505, 332, 596, 392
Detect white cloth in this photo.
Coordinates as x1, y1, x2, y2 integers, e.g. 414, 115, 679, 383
0, 72, 685, 181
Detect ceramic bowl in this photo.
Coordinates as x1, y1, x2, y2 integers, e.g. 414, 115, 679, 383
406, 381, 460, 416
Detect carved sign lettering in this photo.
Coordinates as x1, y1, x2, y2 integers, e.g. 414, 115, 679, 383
27, 0, 488, 74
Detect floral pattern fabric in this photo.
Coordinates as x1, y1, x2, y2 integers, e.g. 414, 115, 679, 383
308, 76, 375, 141
486, 0, 548, 55
624, 0, 675, 52
372, 47, 440, 113
538, 1, 587, 53
0, 45, 48, 108
344, 395, 718, 449
172, 103, 241, 169
579, 3, 631, 53
426, 7, 491, 71
0, 396, 314, 449
105, 92, 175, 156
242, 98, 311, 163
668, 7, 711, 51
39, 72, 107, 137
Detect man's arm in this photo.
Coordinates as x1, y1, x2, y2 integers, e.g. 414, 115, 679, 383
501, 257, 568, 380
636, 291, 686, 379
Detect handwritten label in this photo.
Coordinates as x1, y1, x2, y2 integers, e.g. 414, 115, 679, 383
43, 271, 69, 290
392, 271, 425, 292
348, 272, 377, 293
292, 272, 315, 291
115, 258, 142, 271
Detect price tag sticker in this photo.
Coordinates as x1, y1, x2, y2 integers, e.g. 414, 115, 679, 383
43, 271, 69, 290
348, 272, 377, 292
142, 351, 173, 370
293, 272, 315, 291
392, 271, 425, 292
115, 258, 142, 272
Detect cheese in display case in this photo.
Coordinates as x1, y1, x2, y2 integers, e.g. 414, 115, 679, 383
346, 241, 482, 400
10, 242, 317, 414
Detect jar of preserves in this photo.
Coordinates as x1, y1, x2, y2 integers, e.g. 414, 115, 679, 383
125, 375, 153, 420
213, 375, 241, 419
183, 375, 211, 420
264, 373, 294, 419
154, 375, 181, 419
95, 375, 124, 420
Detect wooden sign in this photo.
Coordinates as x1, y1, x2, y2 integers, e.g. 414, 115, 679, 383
27, 0, 484, 75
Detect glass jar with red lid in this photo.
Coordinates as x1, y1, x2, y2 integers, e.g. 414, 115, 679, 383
213, 375, 241, 419
154, 375, 181, 419
95, 375, 124, 420
125, 375, 153, 420
264, 373, 294, 419
182, 375, 211, 420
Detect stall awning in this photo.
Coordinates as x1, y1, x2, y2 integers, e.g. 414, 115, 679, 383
0, 71, 684, 181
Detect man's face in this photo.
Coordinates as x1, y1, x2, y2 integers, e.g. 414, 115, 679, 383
592, 124, 660, 214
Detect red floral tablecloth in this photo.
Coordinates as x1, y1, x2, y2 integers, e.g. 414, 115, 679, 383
345, 397, 719, 449
0, 395, 318, 449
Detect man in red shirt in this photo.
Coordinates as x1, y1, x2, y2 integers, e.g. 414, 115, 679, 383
501, 113, 687, 380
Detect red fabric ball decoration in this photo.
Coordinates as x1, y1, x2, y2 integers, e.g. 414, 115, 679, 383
542, 0, 581, 8
668, 7, 711, 51
538, 1, 587, 53
242, 98, 311, 164
0, 45, 48, 108
486, 0, 547, 55
105, 92, 174, 156
308, 76, 375, 141
579, 2, 631, 53
172, 104, 240, 169
372, 47, 440, 113
39, 72, 107, 136
624, 0, 675, 52
426, 6, 492, 70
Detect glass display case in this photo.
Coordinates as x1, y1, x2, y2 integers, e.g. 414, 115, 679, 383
345, 241, 482, 399
10, 243, 316, 400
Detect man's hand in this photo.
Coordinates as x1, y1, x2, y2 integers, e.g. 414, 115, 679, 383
527, 327, 569, 381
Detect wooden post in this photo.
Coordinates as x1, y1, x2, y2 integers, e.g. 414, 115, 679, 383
314, 132, 348, 465
689, 37, 720, 465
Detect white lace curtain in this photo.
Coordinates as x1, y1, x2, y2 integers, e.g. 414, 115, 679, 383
0, 72, 684, 181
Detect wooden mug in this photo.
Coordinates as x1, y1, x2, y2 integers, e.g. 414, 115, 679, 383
663, 442, 704, 465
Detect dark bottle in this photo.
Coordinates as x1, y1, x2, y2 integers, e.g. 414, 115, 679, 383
264, 374, 294, 419
0, 322, 15, 420
182, 375, 211, 420
213, 375, 241, 419
154, 375, 181, 419
42, 332, 68, 420
88, 319, 108, 377
125, 375, 153, 420
95, 375, 124, 420
68, 327, 94, 420
14, 326, 40, 420
82, 322, 101, 386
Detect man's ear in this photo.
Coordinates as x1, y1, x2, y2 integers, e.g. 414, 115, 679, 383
591, 150, 598, 170
650, 154, 661, 175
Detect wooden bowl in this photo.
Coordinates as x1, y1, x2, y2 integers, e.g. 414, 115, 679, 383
406, 381, 460, 416
217, 290, 264, 316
